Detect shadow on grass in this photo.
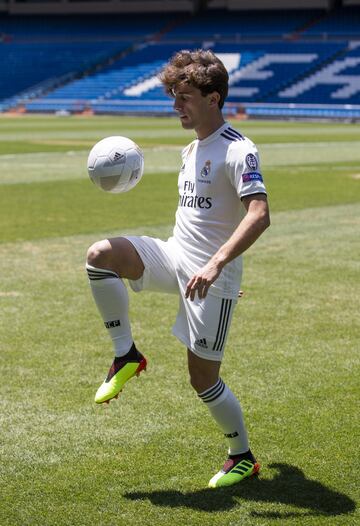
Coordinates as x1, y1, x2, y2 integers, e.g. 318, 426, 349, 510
124, 463, 356, 518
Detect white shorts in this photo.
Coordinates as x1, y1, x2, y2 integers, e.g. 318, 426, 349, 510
125, 235, 237, 362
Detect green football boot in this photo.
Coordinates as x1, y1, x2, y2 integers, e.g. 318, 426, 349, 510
208, 454, 260, 488
95, 343, 147, 404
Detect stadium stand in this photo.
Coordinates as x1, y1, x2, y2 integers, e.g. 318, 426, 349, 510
0, 41, 132, 100
1, 3, 360, 120
274, 44, 360, 104
0, 12, 175, 111
165, 9, 323, 39
302, 5, 360, 38
0, 13, 175, 37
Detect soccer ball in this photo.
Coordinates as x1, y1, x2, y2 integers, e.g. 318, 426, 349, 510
87, 136, 144, 193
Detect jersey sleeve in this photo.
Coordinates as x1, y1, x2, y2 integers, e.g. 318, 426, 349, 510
226, 138, 267, 199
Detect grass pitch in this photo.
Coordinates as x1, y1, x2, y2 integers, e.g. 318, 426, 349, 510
0, 115, 359, 526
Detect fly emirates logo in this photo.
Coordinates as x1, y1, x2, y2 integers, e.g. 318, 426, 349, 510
179, 180, 213, 209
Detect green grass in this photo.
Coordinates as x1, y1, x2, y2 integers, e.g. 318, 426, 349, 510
0, 115, 359, 526
1, 116, 360, 242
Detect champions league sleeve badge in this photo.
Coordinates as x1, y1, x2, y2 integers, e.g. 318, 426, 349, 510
200, 160, 211, 177
245, 153, 258, 171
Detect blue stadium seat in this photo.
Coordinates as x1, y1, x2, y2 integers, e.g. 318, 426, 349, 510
303, 6, 360, 37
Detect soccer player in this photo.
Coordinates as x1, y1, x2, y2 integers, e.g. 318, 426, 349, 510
86, 49, 270, 488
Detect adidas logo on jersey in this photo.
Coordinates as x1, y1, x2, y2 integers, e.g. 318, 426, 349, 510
195, 338, 208, 349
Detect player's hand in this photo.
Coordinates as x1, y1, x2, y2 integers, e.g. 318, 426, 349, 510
185, 262, 222, 301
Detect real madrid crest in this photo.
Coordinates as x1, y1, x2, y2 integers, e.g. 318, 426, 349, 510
200, 160, 211, 177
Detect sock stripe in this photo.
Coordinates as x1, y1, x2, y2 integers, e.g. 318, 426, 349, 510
198, 378, 222, 399
213, 299, 232, 352
198, 378, 225, 404
204, 382, 225, 403
86, 266, 119, 280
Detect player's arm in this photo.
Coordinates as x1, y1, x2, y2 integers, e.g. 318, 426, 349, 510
185, 194, 270, 301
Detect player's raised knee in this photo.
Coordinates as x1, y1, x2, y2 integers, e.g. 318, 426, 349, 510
87, 237, 144, 279
86, 239, 112, 268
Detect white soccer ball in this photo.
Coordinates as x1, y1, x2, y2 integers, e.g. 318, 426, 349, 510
87, 136, 144, 193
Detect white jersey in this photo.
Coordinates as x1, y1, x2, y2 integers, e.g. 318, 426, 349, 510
171, 121, 267, 298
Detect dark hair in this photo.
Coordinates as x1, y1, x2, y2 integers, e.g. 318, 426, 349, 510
159, 49, 229, 109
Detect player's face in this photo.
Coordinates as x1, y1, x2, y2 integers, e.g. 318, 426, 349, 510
173, 84, 218, 137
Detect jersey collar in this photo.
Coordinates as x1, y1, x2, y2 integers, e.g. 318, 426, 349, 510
197, 122, 229, 146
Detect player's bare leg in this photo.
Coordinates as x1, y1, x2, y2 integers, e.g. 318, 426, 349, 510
187, 350, 260, 487
86, 237, 147, 404
187, 349, 221, 393
87, 237, 144, 279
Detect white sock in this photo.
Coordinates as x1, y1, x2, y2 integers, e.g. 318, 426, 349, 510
86, 264, 133, 357
198, 378, 249, 456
